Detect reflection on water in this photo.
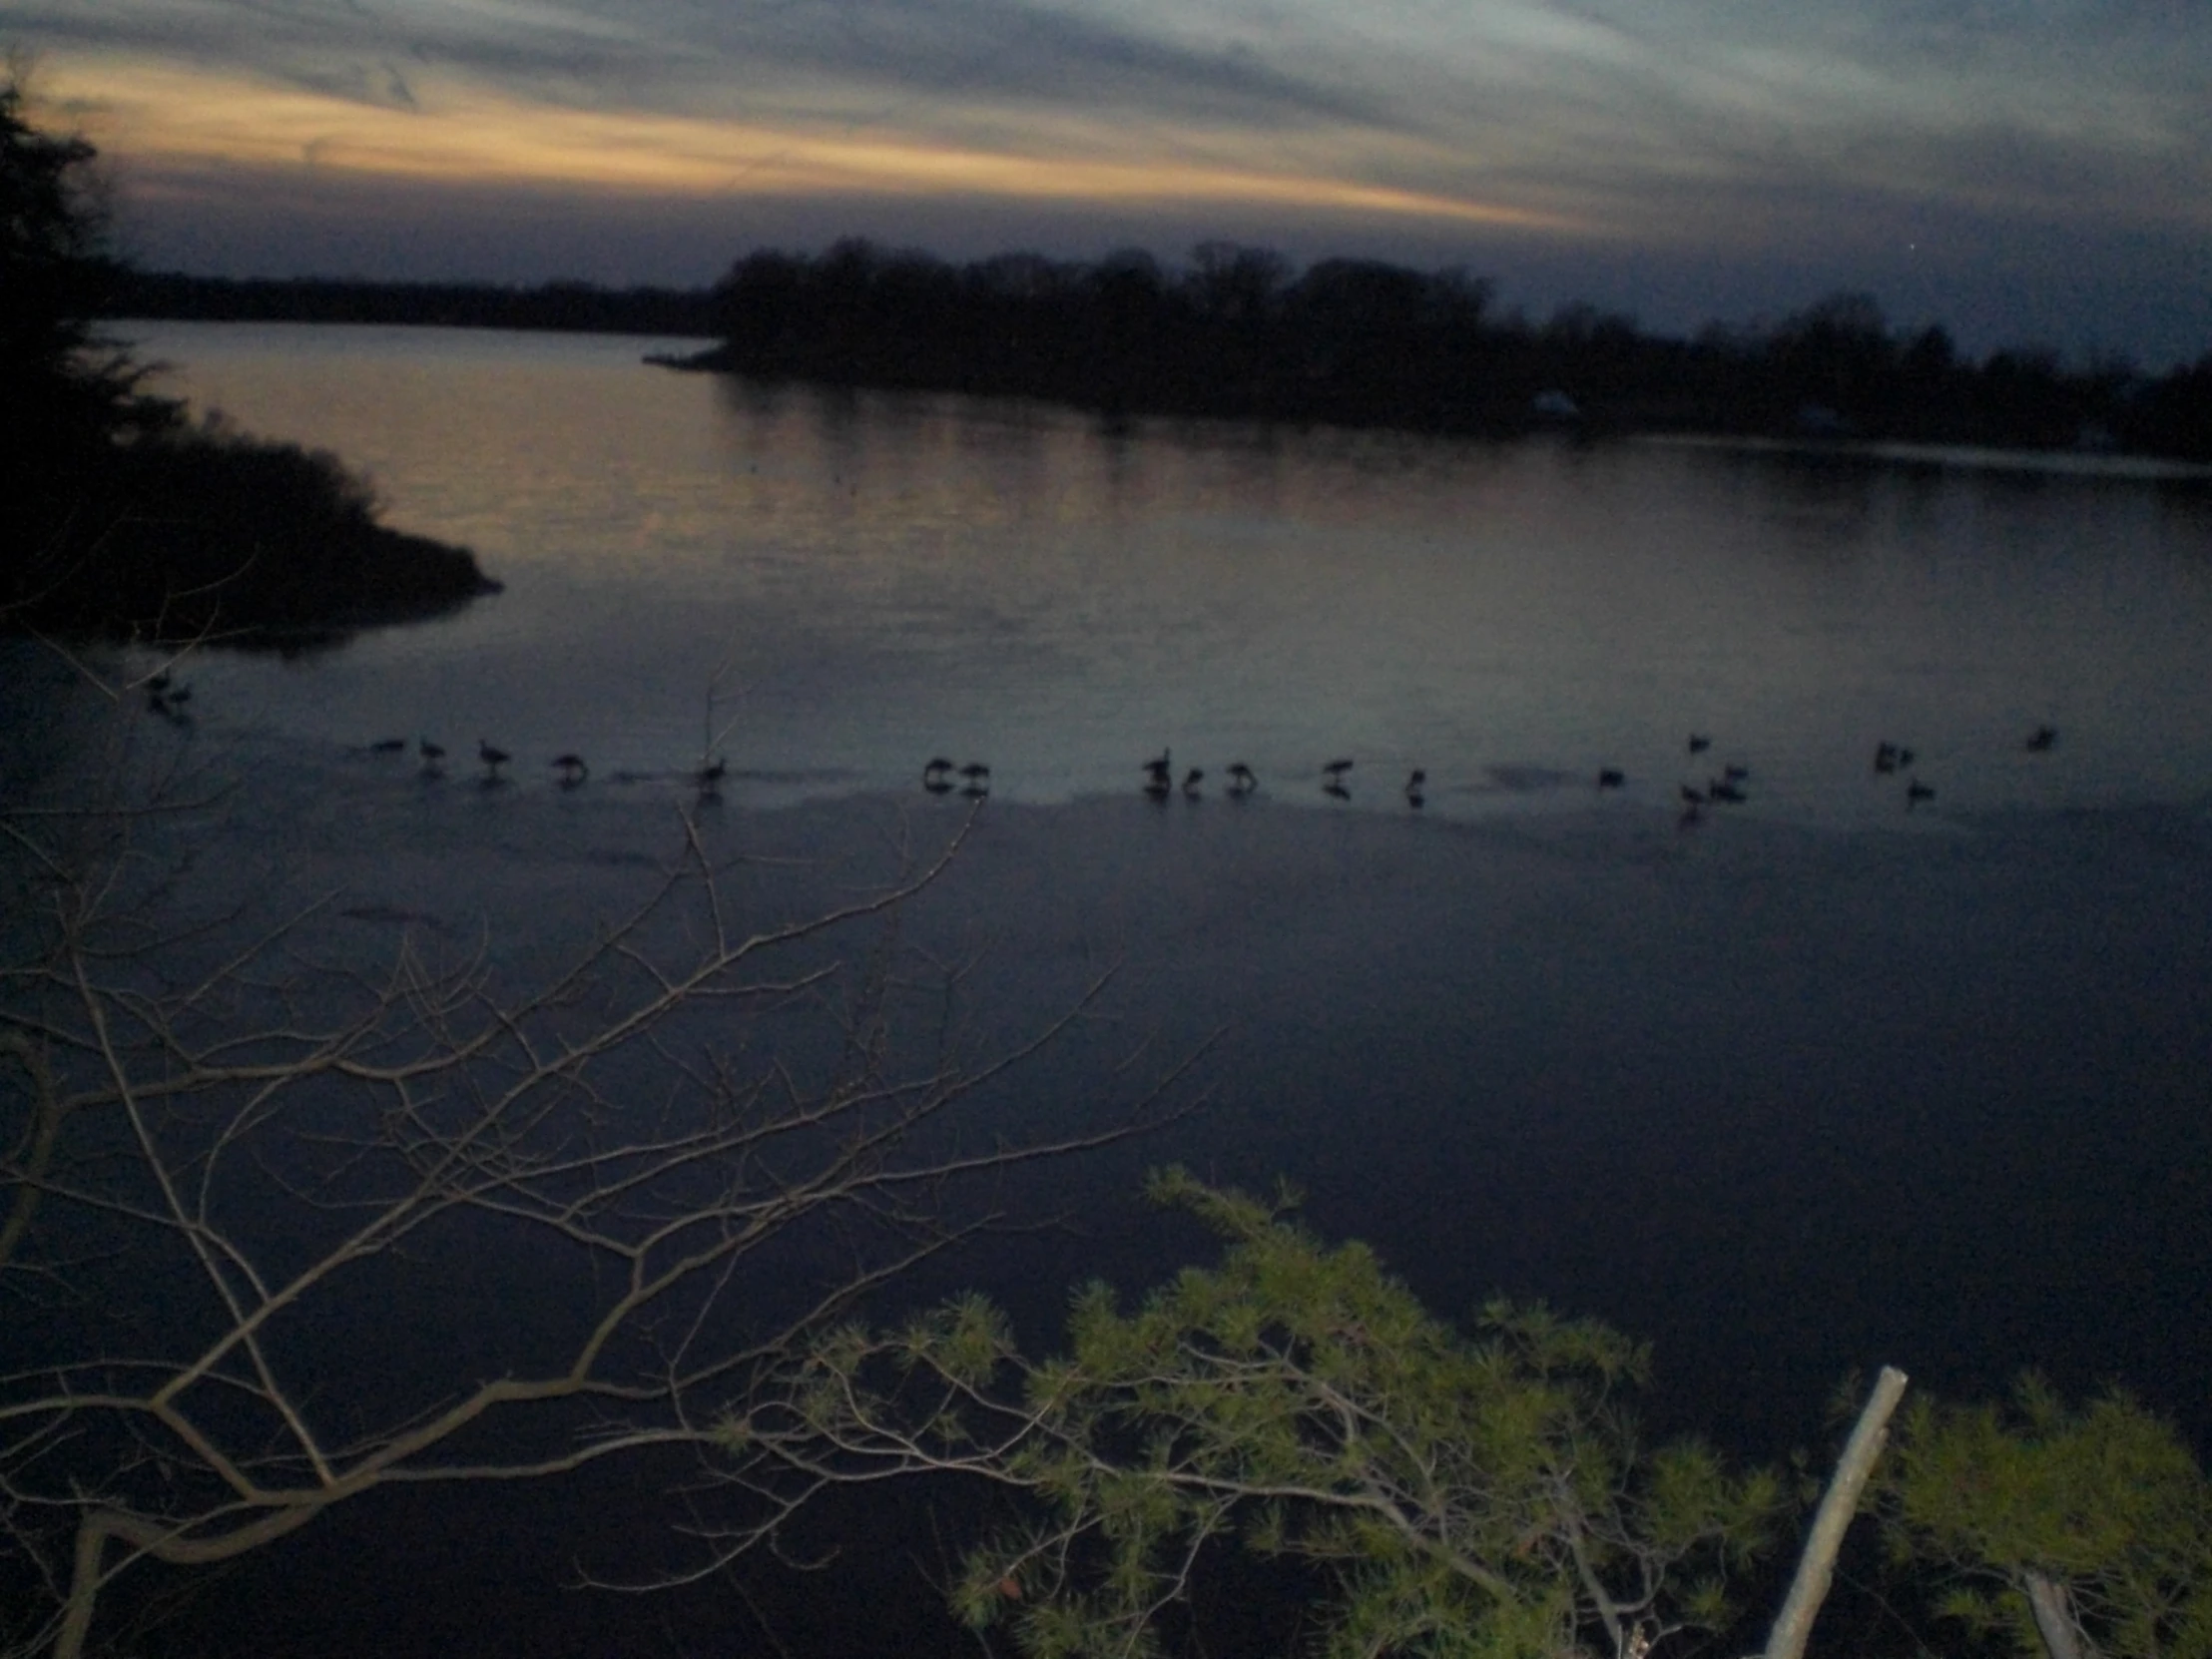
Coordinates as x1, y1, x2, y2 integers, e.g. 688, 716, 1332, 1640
124, 320, 2212, 826
13, 324, 2212, 1659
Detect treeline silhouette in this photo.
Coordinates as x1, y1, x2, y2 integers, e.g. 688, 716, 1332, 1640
690, 238, 2212, 461
111, 273, 720, 337
102, 243, 2211, 461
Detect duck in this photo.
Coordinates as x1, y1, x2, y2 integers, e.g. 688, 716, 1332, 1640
2026, 725, 2058, 753
1596, 768, 1625, 790
1322, 758, 1355, 782
1182, 768, 1204, 798
1906, 778, 1936, 806
1226, 763, 1257, 795
550, 753, 588, 786
1143, 749, 1172, 785
958, 762, 991, 796
419, 738, 446, 771
1687, 734, 1711, 755
478, 739, 510, 778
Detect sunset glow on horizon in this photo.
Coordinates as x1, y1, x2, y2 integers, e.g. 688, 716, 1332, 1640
46, 58, 1584, 236
11, 0, 2210, 361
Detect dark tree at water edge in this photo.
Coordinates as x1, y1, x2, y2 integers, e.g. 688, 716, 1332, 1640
696, 236, 2212, 460
0, 68, 171, 529
0, 66, 497, 644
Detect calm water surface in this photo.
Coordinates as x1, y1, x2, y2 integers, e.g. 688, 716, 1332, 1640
18, 322, 2212, 1658
128, 321, 2212, 825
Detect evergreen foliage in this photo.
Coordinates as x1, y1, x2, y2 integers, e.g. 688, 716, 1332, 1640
775, 1169, 1783, 1659
0, 67, 170, 516
1883, 1378, 2212, 1659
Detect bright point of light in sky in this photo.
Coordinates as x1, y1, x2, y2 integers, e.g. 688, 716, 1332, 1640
13, 0, 2212, 361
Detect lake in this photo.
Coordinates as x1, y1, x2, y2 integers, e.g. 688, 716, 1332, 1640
123, 321, 2212, 827
8, 321, 2212, 1658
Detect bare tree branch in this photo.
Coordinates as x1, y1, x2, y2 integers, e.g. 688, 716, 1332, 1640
2, 669, 1202, 1658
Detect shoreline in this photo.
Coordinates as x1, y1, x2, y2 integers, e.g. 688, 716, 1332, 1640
108, 313, 2212, 473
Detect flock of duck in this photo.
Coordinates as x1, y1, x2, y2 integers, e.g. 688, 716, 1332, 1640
958, 723, 2061, 822
363, 726, 2063, 816
158, 686, 2061, 816
362, 735, 733, 795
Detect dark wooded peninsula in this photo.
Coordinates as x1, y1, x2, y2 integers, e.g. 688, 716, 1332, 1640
682, 241, 2212, 460
112, 247, 2212, 462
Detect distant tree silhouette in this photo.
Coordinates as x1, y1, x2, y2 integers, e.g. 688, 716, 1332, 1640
1188, 240, 1290, 327
1764, 292, 1895, 431
97, 210, 2198, 463
108, 255, 2211, 464
108, 272, 720, 335
694, 241, 2207, 458
2126, 351, 2212, 460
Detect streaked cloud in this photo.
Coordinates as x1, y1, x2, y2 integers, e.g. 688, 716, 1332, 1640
46, 55, 1575, 234
11, 0, 2210, 358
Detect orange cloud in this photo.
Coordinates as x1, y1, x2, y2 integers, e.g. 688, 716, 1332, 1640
49, 56, 1582, 234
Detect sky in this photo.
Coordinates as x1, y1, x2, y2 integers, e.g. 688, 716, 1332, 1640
14, 0, 2212, 365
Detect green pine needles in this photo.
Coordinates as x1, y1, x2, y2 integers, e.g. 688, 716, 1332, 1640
726, 1174, 2211, 1659
765, 1168, 1783, 1659
1884, 1377, 2212, 1659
